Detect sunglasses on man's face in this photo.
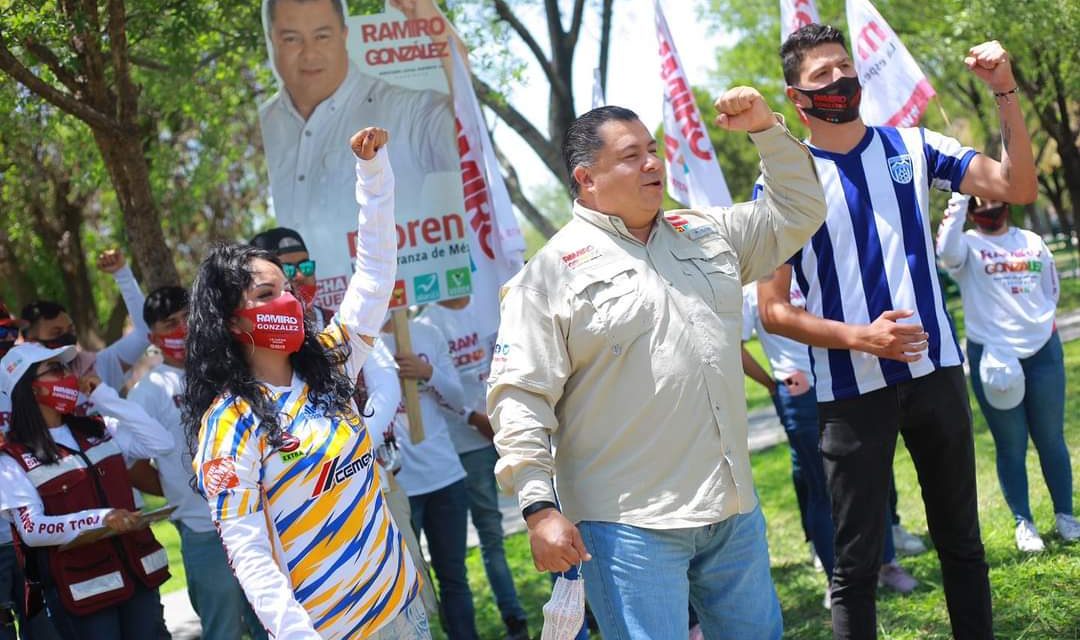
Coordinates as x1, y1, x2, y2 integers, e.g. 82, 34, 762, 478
0, 324, 17, 340
281, 259, 316, 279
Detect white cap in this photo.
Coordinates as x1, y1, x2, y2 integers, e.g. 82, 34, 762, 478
0, 343, 78, 395
978, 348, 1025, 410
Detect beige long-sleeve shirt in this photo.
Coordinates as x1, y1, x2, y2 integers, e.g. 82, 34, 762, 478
488, 123, 825, 528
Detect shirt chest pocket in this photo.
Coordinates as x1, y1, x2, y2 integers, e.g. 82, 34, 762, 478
569, 263, 653, 354
671, 237, 742, 314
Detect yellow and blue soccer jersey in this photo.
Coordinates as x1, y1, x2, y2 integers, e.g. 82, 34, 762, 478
194, 318, 421, 638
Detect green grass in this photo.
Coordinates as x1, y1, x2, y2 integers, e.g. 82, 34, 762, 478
762, 336, 1080, 639
147, 495, 186, 595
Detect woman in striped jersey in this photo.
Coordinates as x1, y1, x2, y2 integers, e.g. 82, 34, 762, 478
183, 128, 429, 639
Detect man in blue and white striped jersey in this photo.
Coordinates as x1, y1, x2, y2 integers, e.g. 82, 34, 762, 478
757, 24, 1037, 640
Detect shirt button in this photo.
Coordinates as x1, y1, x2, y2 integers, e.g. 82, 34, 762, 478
612, 344, 622, 356
304, 130, 312, 137
298, 175, 305, 182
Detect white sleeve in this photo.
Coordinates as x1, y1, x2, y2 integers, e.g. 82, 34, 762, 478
217, 512, 320, 639
335, 146, 397, 346
94, 266, 151, 381
90, 384, 174, 462
361, 339, 401, 449
0, 456, 47, 513
936, 193, 971, 271
5, 503, 113, 547
1040, 240, 1060, 307
741, 287, 756, 342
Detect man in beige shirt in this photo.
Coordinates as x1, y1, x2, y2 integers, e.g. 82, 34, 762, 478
488, 88, 826, 639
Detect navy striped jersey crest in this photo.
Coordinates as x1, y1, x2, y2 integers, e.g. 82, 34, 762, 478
754, 126, 975, 401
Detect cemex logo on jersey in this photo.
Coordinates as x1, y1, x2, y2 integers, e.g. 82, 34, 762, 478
311, 452, 374, 498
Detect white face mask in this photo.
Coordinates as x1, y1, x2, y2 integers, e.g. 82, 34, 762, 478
541, 568, 585, 640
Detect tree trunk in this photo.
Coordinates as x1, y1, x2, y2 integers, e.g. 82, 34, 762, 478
0, 231, 36, 313
93, 130, 180, 290
25, 176, 106, 349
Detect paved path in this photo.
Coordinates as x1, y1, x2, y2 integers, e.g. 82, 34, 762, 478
165, 307, 1080, 638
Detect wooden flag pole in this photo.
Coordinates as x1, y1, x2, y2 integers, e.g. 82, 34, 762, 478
933, 95, 953, 130
391, 309, 425, 444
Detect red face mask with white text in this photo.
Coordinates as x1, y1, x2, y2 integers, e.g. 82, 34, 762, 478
32, 374, 80, 415
234, 293, 306, 353
152, 325, 188, 363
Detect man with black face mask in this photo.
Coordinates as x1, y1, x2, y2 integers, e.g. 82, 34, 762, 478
756, 23, 1038, 640
20, 250, 151, 395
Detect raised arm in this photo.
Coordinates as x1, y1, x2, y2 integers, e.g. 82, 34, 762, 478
757, 265, 929, 363
956, 41, 1037, 204
330, 128, 396, 377
708, 87, 826, 283
936, 193, 972, 271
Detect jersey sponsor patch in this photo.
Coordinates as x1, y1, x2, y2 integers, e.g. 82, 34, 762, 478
202, 457, 239, 497
311, 452, 373, 498
561, 245, 602, 270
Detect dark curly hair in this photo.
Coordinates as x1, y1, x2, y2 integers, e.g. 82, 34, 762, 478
9, 368, 106, 465
181, 243, 355, 455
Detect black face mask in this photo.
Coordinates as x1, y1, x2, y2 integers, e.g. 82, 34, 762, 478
794, 75, 863, 124
40, 332, 77, 349
971, 205, 1009, 232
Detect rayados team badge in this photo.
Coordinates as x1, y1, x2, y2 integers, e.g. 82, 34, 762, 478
887, 154, 913, 185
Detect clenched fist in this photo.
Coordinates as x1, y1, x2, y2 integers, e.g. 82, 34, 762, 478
713, 87, 777, 134
350, 127, 390, 161
96, 249, 125, 274
964, 41, 1015, 93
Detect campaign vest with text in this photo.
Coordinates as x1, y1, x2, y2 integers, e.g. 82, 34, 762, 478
1, 427, 169, 615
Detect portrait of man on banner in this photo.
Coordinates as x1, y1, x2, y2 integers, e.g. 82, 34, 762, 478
258, 0, 469, 310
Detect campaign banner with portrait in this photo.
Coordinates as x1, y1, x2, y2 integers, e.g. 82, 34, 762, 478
258, 0, 470, 310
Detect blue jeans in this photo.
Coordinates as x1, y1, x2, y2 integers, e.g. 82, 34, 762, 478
177, 523, 266, 640
409, 479, 478, 640
968, 332, 1072, 522
772, 384, 835, 578
458, 446, 526, 623
577, 506, 782, 640
44, 583, 162, 640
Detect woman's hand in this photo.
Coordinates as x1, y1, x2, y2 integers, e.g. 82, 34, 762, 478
102, 509, 143, 534
350, 127, 390, 161
79, 374, 101, 396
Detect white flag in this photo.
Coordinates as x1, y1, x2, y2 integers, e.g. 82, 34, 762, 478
449, 45, 526, 337
655, 0, 732, 208
779, 0, 820, 42
591, 67, 605, 109
846, 0, 936, 126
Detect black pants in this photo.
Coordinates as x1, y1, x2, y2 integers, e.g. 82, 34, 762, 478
819, 366, 992, 640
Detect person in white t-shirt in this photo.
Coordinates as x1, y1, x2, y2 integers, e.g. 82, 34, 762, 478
380, 315, 480, 640
937, 193, 1078, 551
417, 297, 530, 640
127, 287, 266, 640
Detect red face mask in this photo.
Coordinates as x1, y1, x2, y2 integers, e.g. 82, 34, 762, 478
297, 283, 318, 309
234, 293, 306, 353
152, 325, 188, 363
32, 374, 80, 415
